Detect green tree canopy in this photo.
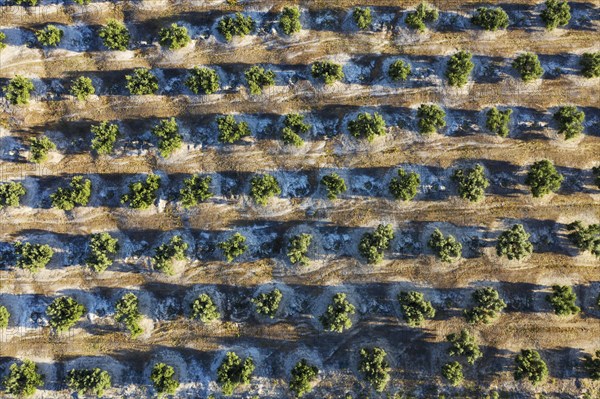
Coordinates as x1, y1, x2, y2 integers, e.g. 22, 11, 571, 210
179, 175, 213, 208
121, 174, 161, 209
151, 235, 188, 275
46, 296, 86, 332
445, 50, 474, 87
0, 181, 26, 208
321, 173, 347, 200
190, 293, 220, 322
319, 293, 355, 333
406, 2, 439, 31
67, 368, 111, 397
348, 112, 386, 142
151, 363, 180, 397
452, 164, 489, 202
99, 19, 130, 51
158, 23, 191, 50
186, 67, 220, 94
245, 65, 275, 95
218, 13, 255, 42
496, 224, 533, 260
91, 121, 119, 155
525, 159, 563, 197
86, 232, 119, 273
417, 104, 446, 134
486, 107, 512, 137
311, 61, 344, 84
3, 359, 44, 397
472, 7, 509, 31
546, 285, 580, 316
70, 76, 95, 101
540, 0, 570, 30
151, 118, 182, 158
218, 232, 248, 262
397, 291, 436, 326
5, 75, 35, 105
359, 347, 390, 392
126, 68, 159, 95
553, 106, 585, 139
35, 25, 63, 46
14, 241, 54, 273
279, 6, 302, 35
464, 287, 506, 324
50, 176, 92, 211
217, 352, 255, 396
447, 329, 483, 364
115, 292, 143, 338
512, 53, 544, 82
250, 174, 281, 206
251, 288, 283, 318
289, 359, 318, 398
287, 233, 312, 266
428, 228, 462, 262
514, 349, 548, 385
353, 7, 372, 30
217, 115, 251, 144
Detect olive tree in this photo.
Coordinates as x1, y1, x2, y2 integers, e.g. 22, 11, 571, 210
35, 25, 63, 46
546, 285, 580, 316
67, 368, 111, 397
581, 52, 600, 78
279, 6, 302, 35
452, 164, 489, 202
441, 361, 463, 386
512, 53, 544, 82
151, 363, 180, 397
99, 19, 130, 51
348, 112, 386, 142
0, 305, 10, 329
91, 121, 119, 155
358, 224, 394, 264
70, 76, 95, 101
445, 50, 474, 87
14, 241, 54, 273
190, 293, 220, 322
319, 293, 355, 333
0, 181, 26, 208
389, 169, 420, 201
566, 221, 600, 257
179, 175, 213, 208
553, 106, 585, 139
397, 291, 436, 326
217, 352, 255, 396
3, 359, 44, 397
446, 329, 482, 364
417, 104, 446, 134
486, 107, 512, 137
353, 7, 372, 30
151, 235, 188, 275
464, 287, 506, 324
514, 349, 548, 385
250, 174, 281, 206
428, 229, 462, 262
359, 347, 390, 392
540, 0, 570, 30
282, 113, 310, 147
115, 292, 143, 338
217, 115, 251, 143
406, 2, 439, 32
287, 233, 312, 266
311, 61, 344, 84
158, 23, 190, 50
29, 136, 56, 163
50, 176, 92, 210
496, 224, 533, 260
218, 13, 255, 42
472, 7, 509, 31
4, 75, 35, 105
388, 60, 411, 81
86, 232, 119, 273
245, 65, 275, 95
186, 67, 220, 94
251, 288, 283, 318
525, 159, 563, 197
321, 173, 347, 200
126, 68, 159, 95
151, 118, 182, 158
289, 359, 318, 398
121, 174, 161, 209
218, 232, 248, 262
46, 296, 86, 332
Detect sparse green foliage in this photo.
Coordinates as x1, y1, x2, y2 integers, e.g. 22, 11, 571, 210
496, 224, 533, 260
541, 0, 571, 30
86, 232, 119, 273
553, 106, 585, 139
279, 6, 302, 35
581, 52, 600, 78
67, 368, 111, 397
389, 169, 420, 201
126, 68, 159, 95
3, 359, 44, 398
282, 114, 310, 147
397, 291, 436, 327
121, 174, 161, 209
46, 296, 86, 332
464, 287, 506, 324
0, 32, 6, 50
50, 176, 92, 211
250, 174, 281, 206
358, 224, 394, 264
353, 7, 372, 30
0, 181, 26, 208
13, 0, 38, 5
447, 329, 482, 364
348, 112, 387, 142
0, 305, 10, 329
442, 361, 463, 386
525, 159, 563, 197
452, 164, 489, 202
151, 363, 179, 397
546, 285, 580, 316
512, 53, 544, 82
428, 229, 462, 262
217, 115, 251, 143
472, 7, 509, 31
115, 292, 143, 338
287, 233, 312, 266
593, 167, 600, 189
583, 350, 600, 380
417, 104, 446, 134
514, 349, 548, 385
14, 241, 54, 273
99, 19, 130, 51
359, 347, 390, 392
29, 136, 56, 163
388, 60, 411, 81
218, 13, 255, 42
217, 352, 255, 396
289, 359, 318, 398
151, 118, 182, 158
159, 23, 190, 50
4, 75, 34, 105
252, 288, 283, 318
321, 173, 347, 200
190, 293, 220, 322
406, 2, 439, 32
152, 235, 188, 275
91, 121, 119, 155
311, 61, 344, 84
70, 76, 95, 101
218, 232, 248, 262
566, 221, 600, 257
445, 51, 474, 87
245, 65, 275, 95
180, 175, 212, 208
186, 67, 220, 94
320, 293, 356, 333
35, 25, 63, 47
486, 107, 512, 137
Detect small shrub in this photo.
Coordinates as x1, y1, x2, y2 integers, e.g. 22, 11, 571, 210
464, 287, 506, 324
0, 305, 10, 328
359, 347, 390, 392
553, 106, 585, 139
180, 175, 213, 208
126, 68, 159, 95
311, 61, 344, 84
581, 52, 600, 78
250, 174, 281, 206
279, 6, 302, 35
428, 228, 462, 262
512, 53, 544, 82
496, 224, 533, 260
0, 32, 6, 50
35, 25, 63, 47
50, 176, 92, 211
397, 291, 436, 326
3, 359, 44, 398
388, 60, 411, 81
121, 174, 161, 209
358, 224, 394, 264
472, 7, 509, 31
353, 7, 372, 30
217, 115, 251, 143
29, 136, 56, 163
91, 121, 119, 155
287, 233, 312, 266
583, 350, 600, 380
486, 107, 512, 137
289, 359, 318, 398
14, 241, 54, 273
99, 19, 130, 51
67, 368, 111, 397
245, 65, 276, 95
514, 349, 548, 385
186, 67, 220, 94
525, 159, 563, 197
348, 112, 386, 142
441, 361, 463, 386
452, 164, 489, 202
406, 2, 439, 32
218, 232, 248, 262
389, 169, 420, 201
417, 104, 446, 134
151, 363, 180, 397
319, 293, 356, 333
282, 113, 310, 147
86, 232, 119, 273
115, 292, 143, 338
152, 235, 188, 275
190, 293, 220, 322
218, 12, 254, 42
0, 181, 26, 208
4, 75, 35, 105
73, 0, 91, 4
447, 329, 482, 364
252, 288, 283, 318
46, 296, 86, 332
217, 352, 255, 396
13, 0, 38, 5
151, 118, 182, 157
546, 285, 580, 316
445, 50, 474, 87
566, 221, 600, 257
159, 23, 190, 50
321, 173, 347, 200
70, 76, 95, 101
540, 0, 571, 30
